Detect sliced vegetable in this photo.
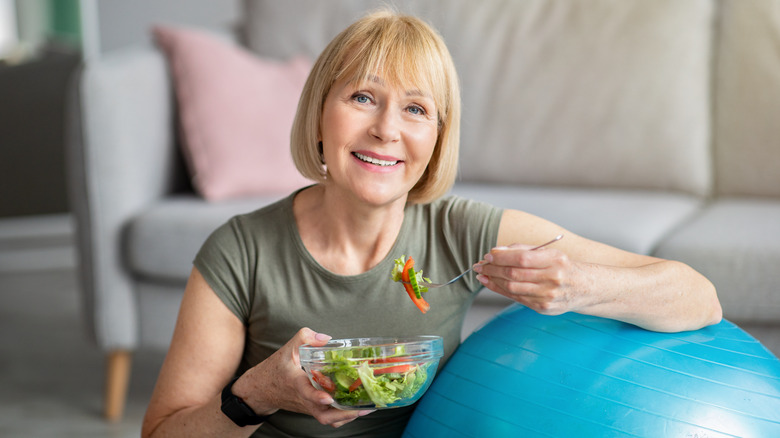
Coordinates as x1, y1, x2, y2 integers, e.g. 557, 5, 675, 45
392, 255, 431, 313
370, 356, 409, 364
317, 346, 431, 407
334, 370, 355, 390
374, 364, 414, 375
348, 378, 363, 392
356, 361, 403, 407
311, 369, 336, 392
408, 267, 423, 299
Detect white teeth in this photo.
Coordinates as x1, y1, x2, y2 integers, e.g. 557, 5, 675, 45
353, 152, 398, 166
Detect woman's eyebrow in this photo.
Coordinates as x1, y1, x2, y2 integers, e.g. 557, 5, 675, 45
406, 89, 431, 98
353, 75, 433, 100
362, 74, 385, 85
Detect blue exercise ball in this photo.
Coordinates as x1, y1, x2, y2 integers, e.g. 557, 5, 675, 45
404, 304, 780, 437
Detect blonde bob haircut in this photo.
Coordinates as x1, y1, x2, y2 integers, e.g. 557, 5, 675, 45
291, 9, 461, 205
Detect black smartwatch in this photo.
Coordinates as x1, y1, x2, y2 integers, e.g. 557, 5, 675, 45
220, 377, 269, 427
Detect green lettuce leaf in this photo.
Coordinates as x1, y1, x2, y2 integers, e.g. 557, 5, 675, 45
356, 361, 401, 407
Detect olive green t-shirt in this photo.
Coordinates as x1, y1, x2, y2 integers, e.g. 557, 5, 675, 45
194, 190, 503, 437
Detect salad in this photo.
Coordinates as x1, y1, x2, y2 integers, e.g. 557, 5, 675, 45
391, 256, 431, 313
310, 345, 432, 408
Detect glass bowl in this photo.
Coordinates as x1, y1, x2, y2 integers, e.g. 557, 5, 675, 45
299, 335, 443, 410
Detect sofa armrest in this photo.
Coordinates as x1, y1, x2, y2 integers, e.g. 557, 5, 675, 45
66, 47, 182, 350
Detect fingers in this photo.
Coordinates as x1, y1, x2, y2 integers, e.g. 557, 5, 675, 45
312, 407, 374, 428
289, 328, 334, 405
474, 245, 571, 315
478, 262, 556, 284
296, 327, 332, 347
295, 369, 334, 405
478, 275, 568, 315
244, 328, 373, 429
484, 244, 560, 268
293, 372, 373, 427
328, 409, 374, 428
289, 328, 373, 428
291, 327, 331, 368
476, 246, 564, 282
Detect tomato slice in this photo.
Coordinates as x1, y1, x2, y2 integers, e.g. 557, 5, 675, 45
400, 257, 430, 313
401, 257, 414, 283
348, 378, 362, 392
311, 369, 335, 392
370, 357, 409, 364
374, 364, 414, 375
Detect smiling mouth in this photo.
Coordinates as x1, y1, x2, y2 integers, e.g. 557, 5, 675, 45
352, 152, 399, 167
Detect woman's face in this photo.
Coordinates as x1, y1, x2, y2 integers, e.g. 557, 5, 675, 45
319, 74, 439, 207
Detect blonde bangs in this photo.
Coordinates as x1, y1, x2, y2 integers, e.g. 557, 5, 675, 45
337, 15, 450, 127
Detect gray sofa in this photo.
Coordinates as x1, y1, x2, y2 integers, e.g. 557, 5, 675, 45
66, 0, 780, 421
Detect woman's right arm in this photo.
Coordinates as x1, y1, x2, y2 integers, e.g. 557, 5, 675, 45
141, 268, 365, 437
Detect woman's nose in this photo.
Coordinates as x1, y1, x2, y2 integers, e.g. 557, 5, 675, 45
368, 107, 401, 143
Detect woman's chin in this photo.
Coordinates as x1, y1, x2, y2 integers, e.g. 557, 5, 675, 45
323, 174, 414, 208
351, 184, 409, 208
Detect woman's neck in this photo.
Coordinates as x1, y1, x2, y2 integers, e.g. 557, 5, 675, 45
293, 185, 407, 275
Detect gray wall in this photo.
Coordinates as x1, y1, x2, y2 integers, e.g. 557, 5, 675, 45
94, 0, 241, 54
0, 0, 242, 218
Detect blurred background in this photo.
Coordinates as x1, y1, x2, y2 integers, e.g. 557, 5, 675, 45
0, 0, 81, 221
0, 0, 241, 221
0, 1, 240, 436
2, 1, 778, 437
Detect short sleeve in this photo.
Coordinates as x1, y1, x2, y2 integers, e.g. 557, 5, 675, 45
435, 196, 504, 292
193, 217, 252, 323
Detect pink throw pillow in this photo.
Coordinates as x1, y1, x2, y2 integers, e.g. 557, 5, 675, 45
152, 24, 312, 201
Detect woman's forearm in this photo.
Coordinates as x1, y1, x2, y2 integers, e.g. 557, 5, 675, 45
573, 259, 722, 332
142, 394, 260, 438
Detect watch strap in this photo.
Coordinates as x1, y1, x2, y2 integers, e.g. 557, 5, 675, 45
220, 376, 269, 427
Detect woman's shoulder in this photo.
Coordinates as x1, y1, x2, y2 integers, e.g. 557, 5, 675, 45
226, 192, 296, 228
403, 195, 503, 241
411, 194, 502, 217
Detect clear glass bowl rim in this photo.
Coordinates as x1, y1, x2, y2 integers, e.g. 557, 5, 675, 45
299, 335, 443, 364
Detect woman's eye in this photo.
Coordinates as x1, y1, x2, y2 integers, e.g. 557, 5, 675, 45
353, 94, 370, 104
408, 105, 426, 116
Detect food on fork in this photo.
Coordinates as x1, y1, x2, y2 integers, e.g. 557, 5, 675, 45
391, 256, 431, 313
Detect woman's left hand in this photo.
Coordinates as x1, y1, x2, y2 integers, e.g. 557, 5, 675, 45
473, 243, 586, 315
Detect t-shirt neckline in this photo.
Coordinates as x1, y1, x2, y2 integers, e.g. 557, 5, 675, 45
283, 188, 412, 284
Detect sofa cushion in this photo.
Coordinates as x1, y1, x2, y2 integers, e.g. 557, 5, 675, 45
713, 0, 780, 197
152, 24, 312, 201
244, 0, 714, 196
653, 199, 780, 322
450, 183, 704, 255
125, 195, 284, 282
125, 185, 701, 283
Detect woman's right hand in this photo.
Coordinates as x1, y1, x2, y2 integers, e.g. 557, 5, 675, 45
233, 327, 373, 428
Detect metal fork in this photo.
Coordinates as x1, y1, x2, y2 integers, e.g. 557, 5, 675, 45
404, 234, 564, 289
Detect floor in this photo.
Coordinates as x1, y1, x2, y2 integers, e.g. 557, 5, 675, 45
0, 215, 164, 438
1, 215, 778, 438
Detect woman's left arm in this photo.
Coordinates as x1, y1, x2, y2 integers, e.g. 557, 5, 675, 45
474, 209, 722, 332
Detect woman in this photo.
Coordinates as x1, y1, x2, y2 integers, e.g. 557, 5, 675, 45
142, 10, 721, 438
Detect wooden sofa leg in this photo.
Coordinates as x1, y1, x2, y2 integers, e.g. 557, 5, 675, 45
105, 350, 132, 422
